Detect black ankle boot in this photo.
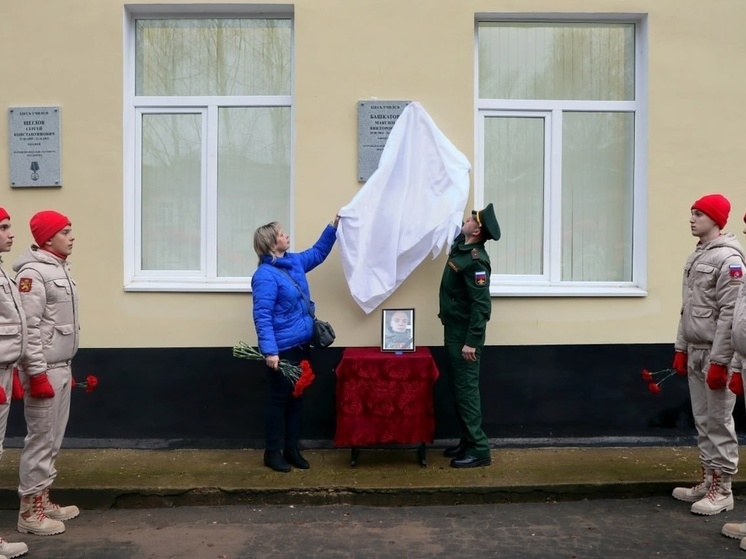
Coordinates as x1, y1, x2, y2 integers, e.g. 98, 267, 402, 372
264, 450, 291, 473
283, 448, 310, 469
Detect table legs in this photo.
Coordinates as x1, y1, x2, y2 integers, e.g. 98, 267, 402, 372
417, 442, 427, 467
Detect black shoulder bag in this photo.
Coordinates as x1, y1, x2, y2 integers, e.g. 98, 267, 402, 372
274, 268, 336, 349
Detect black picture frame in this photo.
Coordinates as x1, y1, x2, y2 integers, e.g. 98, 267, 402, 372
381, 308, 415, 352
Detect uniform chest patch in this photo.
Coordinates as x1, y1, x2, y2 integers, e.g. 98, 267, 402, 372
730, 265, 743, 279
18, 278, 32, 293
448, 260, 459, 272
474, 271, 487, 286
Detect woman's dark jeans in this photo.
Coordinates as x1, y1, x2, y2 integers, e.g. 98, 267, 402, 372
264, 344, 310, 452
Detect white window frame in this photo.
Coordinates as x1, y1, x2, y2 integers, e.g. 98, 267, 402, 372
123, 4, 294, 292
475, 13, 649, 297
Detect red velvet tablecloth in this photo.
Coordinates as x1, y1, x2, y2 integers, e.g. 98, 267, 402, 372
334, 347, 439, 446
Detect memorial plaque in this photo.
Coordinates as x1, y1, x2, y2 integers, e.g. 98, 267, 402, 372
8, 106, 61, 188
357, 100, 410, 182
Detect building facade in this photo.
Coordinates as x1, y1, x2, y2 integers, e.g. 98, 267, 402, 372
1, 0, 744, 446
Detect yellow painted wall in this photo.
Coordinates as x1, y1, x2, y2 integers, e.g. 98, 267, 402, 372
0, 0, 745, 348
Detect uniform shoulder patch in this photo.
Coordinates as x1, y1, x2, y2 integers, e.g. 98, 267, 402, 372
471, 248, 479, 260
474, 270, 487, 286
730, 264, 743, 279
18, 278, 32, 293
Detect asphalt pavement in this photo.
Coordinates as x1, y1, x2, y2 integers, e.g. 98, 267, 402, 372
1, 498, 745, 559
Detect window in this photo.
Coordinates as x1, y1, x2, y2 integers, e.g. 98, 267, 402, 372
476, 17, 647, 296
124, 8, 293, 291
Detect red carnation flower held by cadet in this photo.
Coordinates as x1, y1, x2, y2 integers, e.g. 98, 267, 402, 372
71, 375, 99, 393
641, 367, 677, 394
84, 375, 99, 392
292, 360, 315, 398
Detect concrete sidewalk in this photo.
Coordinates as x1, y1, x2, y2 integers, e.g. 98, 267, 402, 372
0, 444, 726, 510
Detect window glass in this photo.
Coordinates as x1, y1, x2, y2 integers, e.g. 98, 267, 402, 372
141, 113, 202, 271
217, 107, 291, 277
561, 111, 634, 281
136, 19, 291, 96
484, 115, 545, 276
479, 22, 635, 101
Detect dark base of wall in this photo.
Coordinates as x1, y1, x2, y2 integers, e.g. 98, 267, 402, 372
7, 344, 741, 448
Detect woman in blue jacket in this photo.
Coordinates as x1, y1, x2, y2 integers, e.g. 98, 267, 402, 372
251, 216, 339, 472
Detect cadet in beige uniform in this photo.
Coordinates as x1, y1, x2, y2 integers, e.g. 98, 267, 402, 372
14, 211, 79, 537
671, 194, 745, 516
721, 212, 746, 546
0, 208, 30, 558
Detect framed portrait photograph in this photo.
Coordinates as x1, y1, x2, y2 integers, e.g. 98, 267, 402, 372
381, 308, 415, 352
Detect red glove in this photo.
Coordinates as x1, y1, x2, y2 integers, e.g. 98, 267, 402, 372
11, 368, 24, 400
0, 386, 7, 405
729, 372, 744, 396
29, 372, 55, 399
673, 351, 688, 376
706, 363, 729, 390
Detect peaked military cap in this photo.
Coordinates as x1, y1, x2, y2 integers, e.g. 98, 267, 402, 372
472, 203, 500, 241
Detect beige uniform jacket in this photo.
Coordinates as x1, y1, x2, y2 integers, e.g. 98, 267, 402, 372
0, 262, 27, 366
13, 247, 79, 376
675, 233, 745, 366
731, 281, 746, 372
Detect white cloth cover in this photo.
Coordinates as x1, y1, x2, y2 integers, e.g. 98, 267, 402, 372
337, 102, 471, 314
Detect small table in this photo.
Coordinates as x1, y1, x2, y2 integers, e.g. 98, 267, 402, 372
334, 347, 439, 467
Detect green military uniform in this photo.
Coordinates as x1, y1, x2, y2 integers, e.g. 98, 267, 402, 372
438, 233, 492, 459
438, 204, 500, 464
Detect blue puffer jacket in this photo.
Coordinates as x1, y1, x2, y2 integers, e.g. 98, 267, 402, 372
251, 224, 337, 355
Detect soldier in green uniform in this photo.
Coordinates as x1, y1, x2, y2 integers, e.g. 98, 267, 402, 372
439, 203, 500, 468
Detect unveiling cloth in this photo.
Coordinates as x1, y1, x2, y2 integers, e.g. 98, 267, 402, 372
337, 102, 471, 314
